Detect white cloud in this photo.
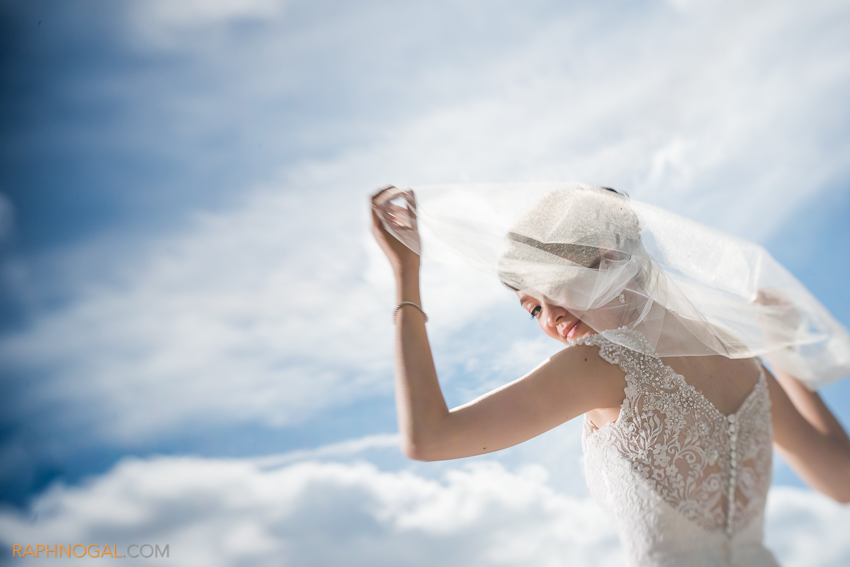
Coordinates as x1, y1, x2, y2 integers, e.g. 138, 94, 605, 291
129, 0, 285, 47
765, 487, 850, 567
1, 454, 848, 566
251, 433, 400, 468
0, 455, 622, 567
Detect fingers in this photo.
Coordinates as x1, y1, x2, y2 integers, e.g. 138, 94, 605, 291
370, 185, 422, 261
372, 185, 406, 208
371, 205, 385, 232
371, 185, 416, 210
371, 187, 397, 234
754, 287, 791, 306
371, 185, 396, 205
371, 186, 417, 229
403, 188, 416, 209
370, 193, 405, 238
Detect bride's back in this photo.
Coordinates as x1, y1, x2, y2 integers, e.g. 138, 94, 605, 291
579, 331, 778, 565
663, 354, 763, 417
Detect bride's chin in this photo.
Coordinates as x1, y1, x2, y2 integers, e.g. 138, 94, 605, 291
571, 324, 599, 341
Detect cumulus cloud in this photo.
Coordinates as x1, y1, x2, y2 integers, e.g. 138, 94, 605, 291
1, 453, 848, 566
765, 487, 850, 567
0, 456, 624, 567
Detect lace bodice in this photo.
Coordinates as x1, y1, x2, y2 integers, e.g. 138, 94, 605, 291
576, 329, 779, 567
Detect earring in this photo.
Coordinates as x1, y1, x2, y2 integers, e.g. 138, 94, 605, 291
618, 293, 625, 303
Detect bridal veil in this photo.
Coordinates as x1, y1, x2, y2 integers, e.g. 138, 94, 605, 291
375, 183, 850, 389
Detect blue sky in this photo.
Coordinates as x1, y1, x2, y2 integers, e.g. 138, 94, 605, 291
1, 0, 850, 565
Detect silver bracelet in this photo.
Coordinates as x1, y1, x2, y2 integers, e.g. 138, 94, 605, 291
394, 301, 428, 323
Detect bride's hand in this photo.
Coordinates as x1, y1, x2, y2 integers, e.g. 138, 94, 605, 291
753, 287, 802, 343
371, 186, 421, 275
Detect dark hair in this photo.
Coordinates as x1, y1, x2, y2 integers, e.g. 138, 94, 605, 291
601, 187, 628, 197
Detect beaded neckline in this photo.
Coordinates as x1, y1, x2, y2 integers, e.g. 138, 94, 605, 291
571, 328, 766, 425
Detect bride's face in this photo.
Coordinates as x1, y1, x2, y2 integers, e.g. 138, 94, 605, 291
515, 290, 598, 344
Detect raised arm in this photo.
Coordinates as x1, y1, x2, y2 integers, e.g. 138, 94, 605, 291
767, 366, 850, 503
371, 188, 624, 461
754, 289, 850, 502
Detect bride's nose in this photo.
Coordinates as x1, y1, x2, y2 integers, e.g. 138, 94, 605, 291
542, 302, 567, 326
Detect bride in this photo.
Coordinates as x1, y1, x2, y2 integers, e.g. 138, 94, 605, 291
370, 183, 850, 566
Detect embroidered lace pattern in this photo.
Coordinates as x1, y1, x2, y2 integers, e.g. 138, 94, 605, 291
577, 329, 773, 537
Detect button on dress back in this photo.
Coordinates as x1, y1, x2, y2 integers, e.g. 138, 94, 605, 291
578, 329, 778, 566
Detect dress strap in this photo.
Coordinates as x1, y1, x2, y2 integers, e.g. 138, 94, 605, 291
569, 329, 658, 381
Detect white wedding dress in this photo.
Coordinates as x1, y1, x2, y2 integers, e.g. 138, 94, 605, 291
576, 329, 780, 567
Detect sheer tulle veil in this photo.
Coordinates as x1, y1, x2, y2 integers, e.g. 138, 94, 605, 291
376, 183, 850, 390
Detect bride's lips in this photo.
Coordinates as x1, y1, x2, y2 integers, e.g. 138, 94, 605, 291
562, 319, 581, 340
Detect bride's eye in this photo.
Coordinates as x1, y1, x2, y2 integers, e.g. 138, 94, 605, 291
529, 305, 541, 319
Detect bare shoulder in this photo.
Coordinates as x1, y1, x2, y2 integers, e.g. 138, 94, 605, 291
540, 342, 628, 417
548, 341, 624, 378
